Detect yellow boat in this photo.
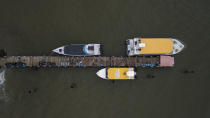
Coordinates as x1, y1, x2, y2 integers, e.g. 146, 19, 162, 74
126, 38, 184, 56
96, 68, 136, 80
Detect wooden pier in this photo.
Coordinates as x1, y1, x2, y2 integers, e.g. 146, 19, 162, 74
0, 56, 174, 68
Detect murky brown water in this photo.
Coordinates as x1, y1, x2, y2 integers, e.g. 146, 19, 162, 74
0, 0, 210, 118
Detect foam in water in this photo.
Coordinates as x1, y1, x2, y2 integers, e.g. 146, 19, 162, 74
0, 69, 6, 85
0, 69, 8, 101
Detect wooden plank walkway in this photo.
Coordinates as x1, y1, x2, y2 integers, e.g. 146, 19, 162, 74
0, 56, 167, 68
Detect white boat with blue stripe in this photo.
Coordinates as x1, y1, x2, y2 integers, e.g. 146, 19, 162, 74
53, 44, 102, 56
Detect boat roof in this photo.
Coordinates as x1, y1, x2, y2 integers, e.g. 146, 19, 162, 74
64, 45, 86, 55
160, 56, 174, 67
107, 68, 134, 79
139, 38, 173, 54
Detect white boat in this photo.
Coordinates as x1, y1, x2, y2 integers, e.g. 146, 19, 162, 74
53, 44, 102, 56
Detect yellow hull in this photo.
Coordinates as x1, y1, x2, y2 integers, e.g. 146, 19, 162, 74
140, 38, 173, 54
96, 68, 136, 80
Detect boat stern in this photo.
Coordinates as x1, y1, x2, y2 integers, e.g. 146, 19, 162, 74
93, 44, 101, 55
126, 38, 140, 56
84, 44, 101, 56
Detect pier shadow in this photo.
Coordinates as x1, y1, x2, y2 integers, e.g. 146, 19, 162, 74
146, 74, 156, 79
181, 69, 195, 74
28, 88, 38, 95
70, 83, 77, 89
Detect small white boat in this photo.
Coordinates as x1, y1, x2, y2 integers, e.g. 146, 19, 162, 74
96, 67, 136, 80
53, 44, 102, 56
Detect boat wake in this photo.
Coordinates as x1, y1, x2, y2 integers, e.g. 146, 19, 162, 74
0, 69, 8, 102
0, 69, 6, 85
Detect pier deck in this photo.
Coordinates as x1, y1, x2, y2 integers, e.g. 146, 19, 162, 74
0, 56, 174, 68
